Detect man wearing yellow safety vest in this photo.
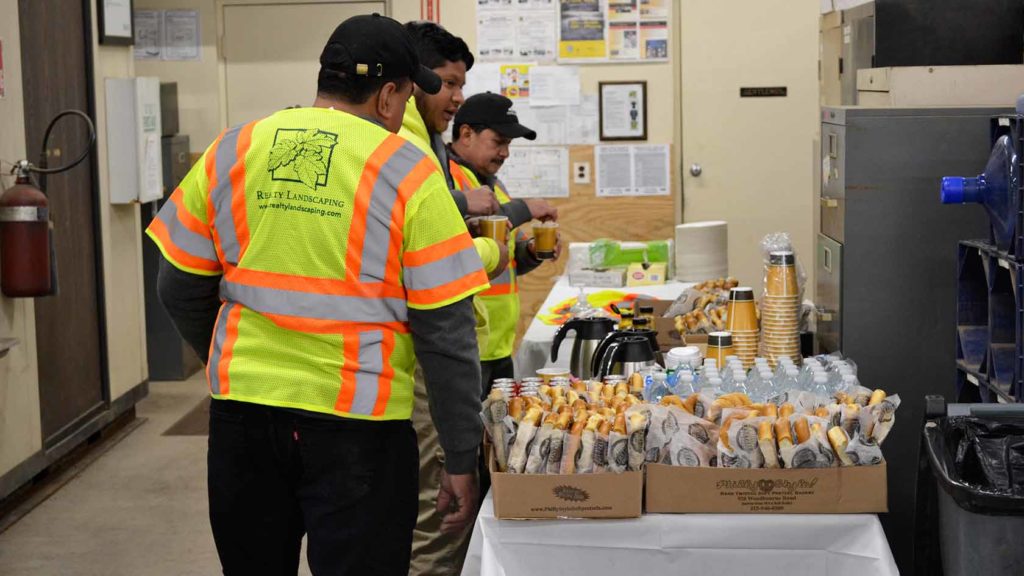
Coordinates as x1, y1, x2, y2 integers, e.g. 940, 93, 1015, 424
397, 22, 507, 576
146, 14, 489, 575
448, 93, 562, 390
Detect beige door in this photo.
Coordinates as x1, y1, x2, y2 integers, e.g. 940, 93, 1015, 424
679, 0, 819, 291
222, 1, 385, 126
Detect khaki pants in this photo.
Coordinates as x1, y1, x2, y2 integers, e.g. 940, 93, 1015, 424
409, 365, 473, 576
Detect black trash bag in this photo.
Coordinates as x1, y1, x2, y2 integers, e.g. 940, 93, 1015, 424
944, 416, 1024, 496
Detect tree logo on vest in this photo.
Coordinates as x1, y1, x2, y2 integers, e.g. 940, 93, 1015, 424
268, 128, 339, 190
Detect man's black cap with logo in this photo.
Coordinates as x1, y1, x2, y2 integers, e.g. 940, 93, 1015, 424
320, 13, 442, 95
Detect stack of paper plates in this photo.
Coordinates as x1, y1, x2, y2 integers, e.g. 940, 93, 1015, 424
674, 221, 728, 281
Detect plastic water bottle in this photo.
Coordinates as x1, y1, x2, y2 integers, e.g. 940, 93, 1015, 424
941, 134, 1021, 251
732, 372, 750, 396
839, 373, 859, 394
707, 376, 724, 397
673, 371, 697, 397
645, 372, 673, 403
810, 373, 830, 398
746, 368, 764, 401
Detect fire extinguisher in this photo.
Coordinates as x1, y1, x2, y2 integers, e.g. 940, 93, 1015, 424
0, 110, 95, 298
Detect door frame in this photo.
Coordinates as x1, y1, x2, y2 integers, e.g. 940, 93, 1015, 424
23, 0, 112, 449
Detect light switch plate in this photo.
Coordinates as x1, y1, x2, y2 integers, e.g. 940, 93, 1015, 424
573, 161, 591, 184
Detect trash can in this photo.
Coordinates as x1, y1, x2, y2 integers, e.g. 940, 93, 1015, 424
923, 397, 1024, 576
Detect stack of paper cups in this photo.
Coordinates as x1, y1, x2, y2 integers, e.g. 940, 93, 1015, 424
760, 251, 801, 367
674, 221, 728, 281
726, 287, 759, 369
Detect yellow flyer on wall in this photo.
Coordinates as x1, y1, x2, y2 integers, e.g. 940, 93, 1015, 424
559, 0, 607, 60
500, 64, 531, 99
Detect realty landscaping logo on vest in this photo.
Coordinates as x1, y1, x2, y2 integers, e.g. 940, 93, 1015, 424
268, 128, 339, 190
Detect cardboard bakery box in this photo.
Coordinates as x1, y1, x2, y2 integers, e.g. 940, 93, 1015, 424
645, 462, 888, 514
645, 298, 688, 352
489, 454, 643, 520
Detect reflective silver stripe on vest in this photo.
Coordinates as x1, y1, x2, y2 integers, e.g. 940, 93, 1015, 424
221, 280, 408, 324
488, 266, 511, 287
156, 197, 219, 262
404, 245, 482, 292
350, 330, 384, 415
211, 125, 243, 265
208, 302, 236, 395
359, 142, 425, 284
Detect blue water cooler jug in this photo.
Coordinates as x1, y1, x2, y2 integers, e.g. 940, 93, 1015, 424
941, 134, 1021, 251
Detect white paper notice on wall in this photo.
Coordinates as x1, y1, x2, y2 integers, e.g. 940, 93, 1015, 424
133, 11, 162, 60
163, 10, 201, 61
479, 0, 557, 63
499, 146, 570, 198
464, 63, 502, 99
596, 144, 669, 197
529, 66, 581, 106
478, 12, 517, 61
511, 94, 597, 146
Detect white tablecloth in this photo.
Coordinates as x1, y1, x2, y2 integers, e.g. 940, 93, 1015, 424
461, 491, 898, 576
513, 277, 693, 379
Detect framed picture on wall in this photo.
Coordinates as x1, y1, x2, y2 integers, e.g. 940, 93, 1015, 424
98, 0, 135, 46
599, 81, 648, 141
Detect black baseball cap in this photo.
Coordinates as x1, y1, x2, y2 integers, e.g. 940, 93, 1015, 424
320, 13, 441, 95
454, 92, 537, 140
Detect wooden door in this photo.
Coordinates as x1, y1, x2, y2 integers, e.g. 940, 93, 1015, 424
19, 0, 106, 446
222, 1, 385, 126
679, 0, 819, 291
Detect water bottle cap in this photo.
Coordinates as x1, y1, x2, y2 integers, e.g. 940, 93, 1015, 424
709, 377, 722, 385
814, 374, 827, 383
787, 367, 799, 376
843, 374, 857, 383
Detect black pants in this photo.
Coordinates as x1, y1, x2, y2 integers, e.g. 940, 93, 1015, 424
479, 356, 515, 401
207, 399, 418, 576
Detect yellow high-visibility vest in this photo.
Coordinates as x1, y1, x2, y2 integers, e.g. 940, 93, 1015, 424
449, 160, 524, 361
147, 107, 489, 420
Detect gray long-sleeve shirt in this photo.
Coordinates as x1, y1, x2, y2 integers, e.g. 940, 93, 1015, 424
156, 258, 482, 474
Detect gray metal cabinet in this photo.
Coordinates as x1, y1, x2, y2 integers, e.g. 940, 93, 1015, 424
816, 106, 1007, 574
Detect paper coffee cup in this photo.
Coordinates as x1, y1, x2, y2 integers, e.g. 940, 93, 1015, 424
533, 222, 559, 260
480, 216, 509, 244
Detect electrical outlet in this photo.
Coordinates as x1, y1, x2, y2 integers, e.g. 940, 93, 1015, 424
573, 161, 591, 184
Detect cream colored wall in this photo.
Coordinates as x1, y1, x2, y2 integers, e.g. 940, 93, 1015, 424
0, 0, 43, 479
134, 0, 222, 152
89, 2, 150, 401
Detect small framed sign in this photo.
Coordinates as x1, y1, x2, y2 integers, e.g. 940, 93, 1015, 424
599, 81, 647, 141
98, 0, 135, 46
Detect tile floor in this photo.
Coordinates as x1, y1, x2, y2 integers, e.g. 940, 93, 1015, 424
0, 374, 313, 575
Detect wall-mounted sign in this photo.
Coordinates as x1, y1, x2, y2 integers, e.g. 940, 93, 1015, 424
740, 87, 788, 98
99, 0, 135, 45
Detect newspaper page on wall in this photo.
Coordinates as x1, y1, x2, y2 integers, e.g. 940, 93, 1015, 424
559, 0, 670, 63
595, 144, 670, 196
478, 0, 557, 63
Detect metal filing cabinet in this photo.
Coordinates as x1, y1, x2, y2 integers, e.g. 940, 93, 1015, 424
816, 106, 1009, 574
